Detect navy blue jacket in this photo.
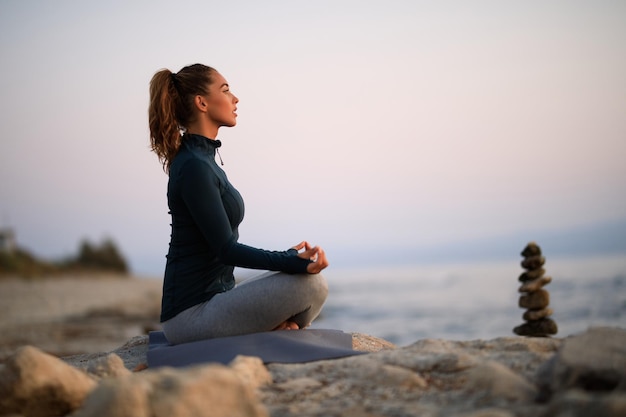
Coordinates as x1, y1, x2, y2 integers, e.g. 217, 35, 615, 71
160, 134, 310, 322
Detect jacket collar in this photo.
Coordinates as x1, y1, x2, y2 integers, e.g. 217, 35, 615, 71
183, 133, 222, 155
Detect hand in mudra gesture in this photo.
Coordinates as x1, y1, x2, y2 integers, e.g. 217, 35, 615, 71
292, 241, 329, 274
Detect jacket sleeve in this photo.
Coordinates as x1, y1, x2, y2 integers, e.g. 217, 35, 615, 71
179, 158, 311, 274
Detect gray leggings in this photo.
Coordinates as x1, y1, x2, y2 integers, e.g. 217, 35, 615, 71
162, 271, 328, 344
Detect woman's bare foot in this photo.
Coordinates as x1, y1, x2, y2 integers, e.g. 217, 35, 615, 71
273, 321, 300, 331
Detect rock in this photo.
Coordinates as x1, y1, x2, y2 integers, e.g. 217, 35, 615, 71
71, 375, 150, 417
521, 255, 546, 270
465, 360, 537, 402
86, 353, 131, 379
519, 276, 552, 293
523, 308, 554, 321
514, 318, 558, 337
272, 376, 323, 392
261, 335, 562, 416
454, 409, 516, 417
519, 289, 550, 309
0, 345, 97, 417
519, 268, 546, 282
20, 327, 626, 417
515, 242, 558, 337
351, 332, 396, 352
229, 355, 272, 389
110, 334, 151, 369
63, 334, 149, 372
536, 327, 626, 403
540, 389, 626, 417
521, 242, 542, 257
74, 364, 268, 417
384, 338, 478, 373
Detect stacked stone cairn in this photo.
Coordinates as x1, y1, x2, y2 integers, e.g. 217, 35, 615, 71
513, 242, 558, 337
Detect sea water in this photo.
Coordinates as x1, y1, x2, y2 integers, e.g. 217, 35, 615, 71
310, 254, 626, 346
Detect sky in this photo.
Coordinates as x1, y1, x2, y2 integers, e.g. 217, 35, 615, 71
1, 1, 625, 276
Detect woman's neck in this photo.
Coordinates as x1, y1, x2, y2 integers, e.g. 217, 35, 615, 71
186, 120, 219, 140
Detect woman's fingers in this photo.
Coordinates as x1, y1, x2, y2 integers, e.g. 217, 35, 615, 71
291, 241, 305, 251
298, 246, 318, 260
291, 241, 311, 251
306, 246, 328, 274
293, 242, 329, 273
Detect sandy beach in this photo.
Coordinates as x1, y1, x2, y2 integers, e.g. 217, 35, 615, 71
0, 275, 162, 362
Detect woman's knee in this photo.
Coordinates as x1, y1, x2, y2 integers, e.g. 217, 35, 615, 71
316, 273, 329, 298
299, 273, 329, 305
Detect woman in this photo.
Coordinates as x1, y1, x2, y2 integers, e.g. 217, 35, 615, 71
148, 63, 329, 344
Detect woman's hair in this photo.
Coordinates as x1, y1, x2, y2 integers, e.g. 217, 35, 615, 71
148, 63, 216, 171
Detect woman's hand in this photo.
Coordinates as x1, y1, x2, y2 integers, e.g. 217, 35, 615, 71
291, 241, 329, 274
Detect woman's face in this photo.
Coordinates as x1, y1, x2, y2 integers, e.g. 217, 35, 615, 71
202, 71, 239, 130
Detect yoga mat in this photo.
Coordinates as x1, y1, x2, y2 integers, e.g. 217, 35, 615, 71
147, 329, 365, 368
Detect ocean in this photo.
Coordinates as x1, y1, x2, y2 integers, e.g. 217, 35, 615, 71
309, 254, 626, 346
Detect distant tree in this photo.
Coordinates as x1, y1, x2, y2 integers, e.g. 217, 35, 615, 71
77, 240, 96, 265
0, 235, 129, 278
75, 238, 129, 273
0, 247, 58, 278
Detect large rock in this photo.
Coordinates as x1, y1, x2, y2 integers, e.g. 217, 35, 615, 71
536, 327, 626, 402
0, 346, 97, 417
540, 390, 626, 417
5, 328, 625, 417
261, 336, 561, 416
73, 362, 268, 417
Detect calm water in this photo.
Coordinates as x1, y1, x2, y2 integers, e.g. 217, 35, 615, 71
311, 254, 626, 346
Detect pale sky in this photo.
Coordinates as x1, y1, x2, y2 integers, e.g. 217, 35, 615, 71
1, 1, 625, 275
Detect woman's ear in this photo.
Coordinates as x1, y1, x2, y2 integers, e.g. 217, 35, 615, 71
193, 95, 208, 113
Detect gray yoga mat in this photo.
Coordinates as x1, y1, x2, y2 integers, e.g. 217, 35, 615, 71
147, 329, 365, 368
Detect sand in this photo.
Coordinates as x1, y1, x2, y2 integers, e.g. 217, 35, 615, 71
0, 274, 162, 361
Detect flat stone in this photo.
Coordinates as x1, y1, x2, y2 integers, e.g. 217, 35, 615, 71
519, 276, 552, 293
523, 308, 553, 321
513, 318, 558, 337
519, 289, 550, 309
521, 242, 542, 258
521, 255, 545, 270
519, 268, 546, 282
